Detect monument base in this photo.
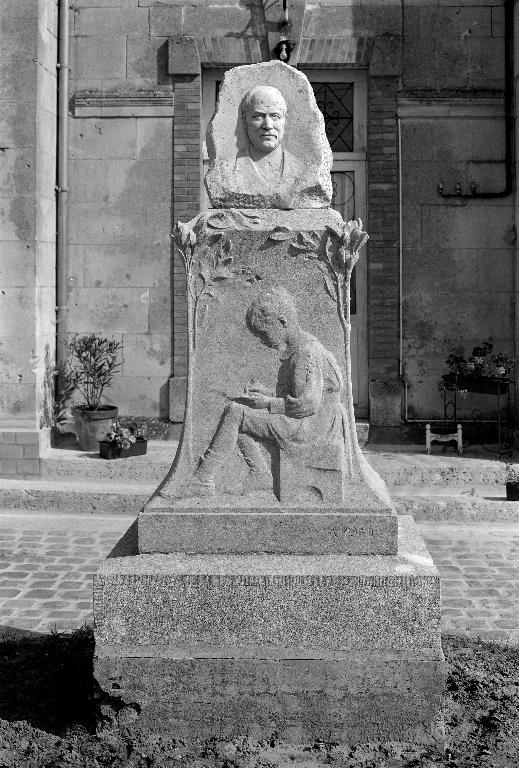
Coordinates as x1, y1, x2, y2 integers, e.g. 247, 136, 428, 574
95, 646, 444, 745
93, 517, 445, 745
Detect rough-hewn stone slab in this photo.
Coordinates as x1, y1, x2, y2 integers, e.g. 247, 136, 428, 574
94, 516, 439, 649
137, 508, 398, 555
95, 648, 445, 745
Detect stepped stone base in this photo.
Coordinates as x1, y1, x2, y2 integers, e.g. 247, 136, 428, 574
93, 516, 444, 744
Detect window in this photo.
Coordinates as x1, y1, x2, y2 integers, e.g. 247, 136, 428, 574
311, 82, 354, 152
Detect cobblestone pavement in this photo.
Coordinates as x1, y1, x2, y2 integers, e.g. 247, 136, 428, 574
1, 513, 518, 642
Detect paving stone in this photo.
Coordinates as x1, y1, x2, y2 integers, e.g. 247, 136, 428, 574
62, 590, 92, 600
3, 571, 30, 579
24, 589, 58, 598
1, 617, 42, 630
1, 599, 36, 609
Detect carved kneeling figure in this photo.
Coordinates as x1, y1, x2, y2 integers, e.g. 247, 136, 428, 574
186, 287, 349, 499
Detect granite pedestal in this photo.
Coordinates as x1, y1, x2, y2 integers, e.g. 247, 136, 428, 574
93, 62, 443, 743
94, 516, 444, 744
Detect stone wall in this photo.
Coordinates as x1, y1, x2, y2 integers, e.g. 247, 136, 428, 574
1, 0, 515, 431
400, 0, 514, 420
0, 0, 57, 455
68, 1, 175, 418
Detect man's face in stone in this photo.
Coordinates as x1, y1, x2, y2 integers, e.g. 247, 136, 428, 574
244, 88, 286, 155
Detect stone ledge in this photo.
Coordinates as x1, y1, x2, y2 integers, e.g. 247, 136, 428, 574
94, 516, 440, 650
72, 91, 174, 118
137, 509, 398, 555
96, 643, 443, 662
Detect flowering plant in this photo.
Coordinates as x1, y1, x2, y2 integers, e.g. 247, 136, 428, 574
61, 334, 122, 410
445, 342, 513, 379
103, 421, 146, 450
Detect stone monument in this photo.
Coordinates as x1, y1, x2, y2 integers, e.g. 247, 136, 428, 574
94, 61, 444, 745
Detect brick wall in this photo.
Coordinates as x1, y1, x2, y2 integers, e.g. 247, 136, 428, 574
172, 75, 203, 380
367, 77, 400, 380
0, 430, 47, 477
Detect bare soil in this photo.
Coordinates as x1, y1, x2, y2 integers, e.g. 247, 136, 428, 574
0, 629, 517, 767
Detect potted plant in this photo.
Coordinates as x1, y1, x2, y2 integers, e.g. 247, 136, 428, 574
442, 342, 514, 395
61, 334, 122, 450
99, 421, 148, 460
505, 463, 519, 500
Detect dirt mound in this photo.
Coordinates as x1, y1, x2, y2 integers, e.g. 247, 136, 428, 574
0, 630, 517, 767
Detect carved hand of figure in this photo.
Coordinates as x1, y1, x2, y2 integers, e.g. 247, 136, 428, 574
247, 393, 271, 410
247, 381, 272, 396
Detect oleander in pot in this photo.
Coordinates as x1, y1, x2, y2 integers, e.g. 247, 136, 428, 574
61, 334, 122, 450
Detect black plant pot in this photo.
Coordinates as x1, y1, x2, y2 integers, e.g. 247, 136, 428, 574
442, 374, 510, 395
99, 437, 148, 460
506, 481, 519, 501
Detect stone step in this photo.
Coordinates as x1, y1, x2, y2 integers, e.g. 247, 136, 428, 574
37, 440, 509, 487
1, 437, 514, 520
391, 486, 519, 522
0, 475, 516, 521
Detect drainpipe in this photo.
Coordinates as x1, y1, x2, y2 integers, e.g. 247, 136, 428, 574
56, 0, 70, 371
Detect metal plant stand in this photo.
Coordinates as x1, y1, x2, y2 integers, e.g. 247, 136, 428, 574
439, 376, 514, 459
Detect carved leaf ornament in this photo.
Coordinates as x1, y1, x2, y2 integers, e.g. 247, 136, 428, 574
268, 218, 368, 306
172, 216, 262, 351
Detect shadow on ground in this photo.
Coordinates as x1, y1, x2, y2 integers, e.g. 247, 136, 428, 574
0, 630, 517, 766
0, 625, 95, 734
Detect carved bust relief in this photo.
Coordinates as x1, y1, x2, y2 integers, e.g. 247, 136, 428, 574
204, 61, 333, 210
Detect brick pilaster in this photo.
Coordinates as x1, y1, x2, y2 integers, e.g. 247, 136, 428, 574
172, 74, 202, 379
367, 76, 400, 380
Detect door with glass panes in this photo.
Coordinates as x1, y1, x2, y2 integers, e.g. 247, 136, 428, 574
201, 69, 368, 416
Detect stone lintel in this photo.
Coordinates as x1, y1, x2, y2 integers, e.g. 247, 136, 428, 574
137, 509, 398, 555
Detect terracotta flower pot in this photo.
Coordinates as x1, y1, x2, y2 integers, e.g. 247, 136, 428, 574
72, 405, 119, 451
98, 437, 148, 460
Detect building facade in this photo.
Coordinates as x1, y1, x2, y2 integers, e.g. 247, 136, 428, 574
1, 0, 517, 469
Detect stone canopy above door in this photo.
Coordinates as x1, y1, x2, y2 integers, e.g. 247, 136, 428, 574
167, 0, 376, 76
